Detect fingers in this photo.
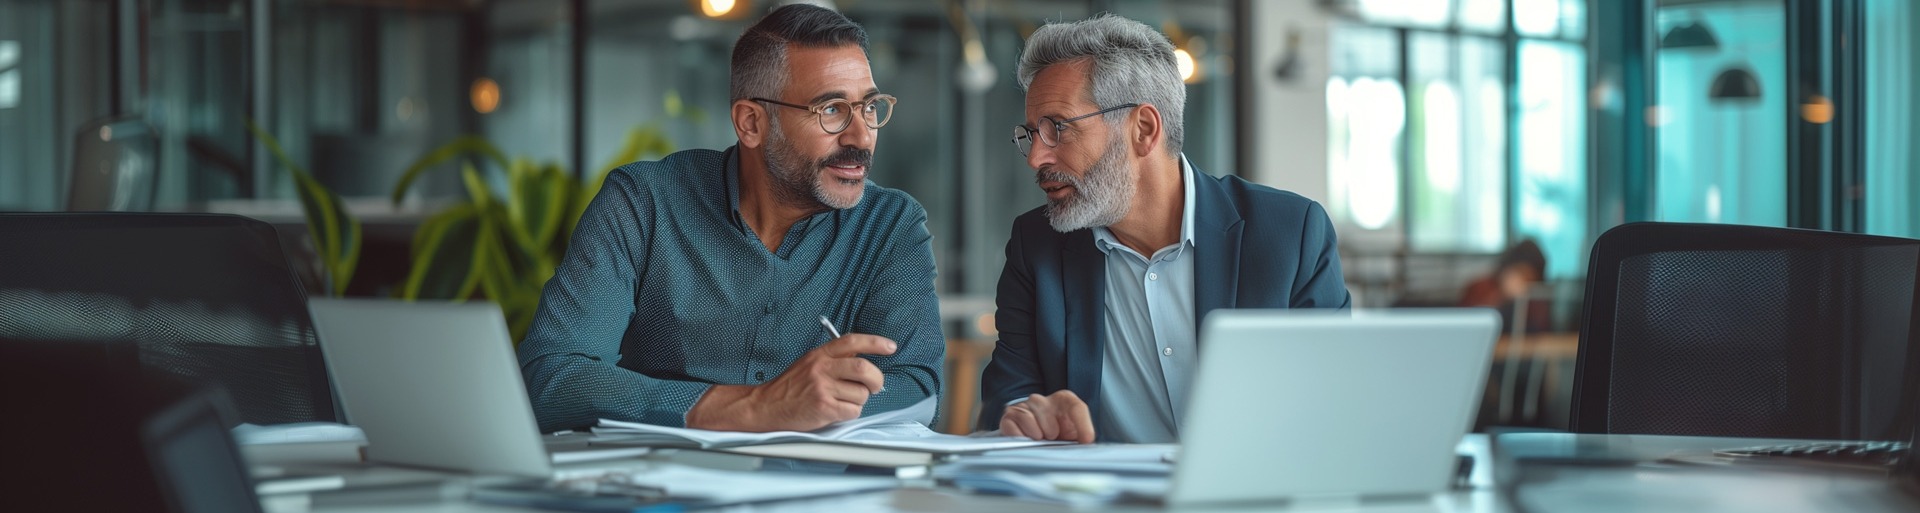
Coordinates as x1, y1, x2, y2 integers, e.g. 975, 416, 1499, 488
1001, 402, 1038, 439
818, 334, 899, 358
825, 378, 873, 407
1010, 393, 1062, 440
999, 391, 1096, 443
826, 357, 885, 394
1052, 391, 1095, 444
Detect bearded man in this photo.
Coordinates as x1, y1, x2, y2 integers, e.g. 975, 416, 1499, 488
979, 14, 1351, 444
517, 4, 941, 433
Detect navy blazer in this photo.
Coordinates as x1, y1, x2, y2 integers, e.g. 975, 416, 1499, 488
976, 167, 1352, 432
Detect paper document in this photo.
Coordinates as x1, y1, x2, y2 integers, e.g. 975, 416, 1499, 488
938, 444, 1178, 475
231, 422, 367, 445
473, 463, 899, 510
593, 396, 1064, 454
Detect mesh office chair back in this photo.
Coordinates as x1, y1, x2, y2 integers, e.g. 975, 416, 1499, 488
0, 213, 336, 425
1572, 222, 1920, 440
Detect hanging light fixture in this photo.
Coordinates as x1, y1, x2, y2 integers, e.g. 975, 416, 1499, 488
1660, 19, 1719, 50
1708, 66, 1761, 102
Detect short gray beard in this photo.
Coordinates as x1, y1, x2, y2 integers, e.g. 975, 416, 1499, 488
763, 119, 858, 211
1040, 135, 1135, 232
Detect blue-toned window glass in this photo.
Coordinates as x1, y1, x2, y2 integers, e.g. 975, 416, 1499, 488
1327, 25, 1404, 235
1515, 0, 1586, 38
1409, 33, 1506, 252
1865, 0, 1919, 238
1653, 4, 1787, 227
1458, 0, 1507, 34
1358, 0, 1454, 28
1514, 41, 1587, 279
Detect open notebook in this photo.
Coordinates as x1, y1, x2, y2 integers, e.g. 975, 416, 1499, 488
592, 397, 1064, 467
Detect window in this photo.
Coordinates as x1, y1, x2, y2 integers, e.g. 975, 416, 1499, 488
1327, 1, 1589, 278
1327, 26, 1403, 234
1864, 0, 1919, 238
1652, 3, 1787, 227
1514, 41, 1587, 279
1410, 33, 1506, 253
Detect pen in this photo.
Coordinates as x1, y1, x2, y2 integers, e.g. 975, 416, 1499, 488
819, 315, 841, 338
819, 315, 883, 394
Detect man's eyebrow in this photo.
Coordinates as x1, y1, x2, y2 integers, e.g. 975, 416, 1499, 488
862, 88, 880, 99
807, 91, 850, 104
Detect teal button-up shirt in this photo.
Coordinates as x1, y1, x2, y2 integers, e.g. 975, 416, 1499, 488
516, 146, 944, 432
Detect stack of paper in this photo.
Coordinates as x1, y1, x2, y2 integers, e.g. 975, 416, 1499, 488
932, 444, 1180, 505
590, 397, 1066, 467
473, 463, 900, 510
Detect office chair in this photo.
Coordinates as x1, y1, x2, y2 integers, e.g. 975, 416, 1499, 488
0, 213, 338, 425
1570, 222, 1920, 440
68, 116, 160, 211
2, 339, 263, 513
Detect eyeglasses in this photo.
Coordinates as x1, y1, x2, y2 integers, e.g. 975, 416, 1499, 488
1011, 103, 1140, 157
752, 94, 897, 135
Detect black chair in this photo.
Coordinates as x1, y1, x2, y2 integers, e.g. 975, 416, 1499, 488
1571, 222, 1920, 440
3, 339, 263, 512
0, 213, 337, 425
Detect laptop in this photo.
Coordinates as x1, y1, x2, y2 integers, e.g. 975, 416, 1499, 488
1167, 308, 1500, 506
309, 298, 647, 478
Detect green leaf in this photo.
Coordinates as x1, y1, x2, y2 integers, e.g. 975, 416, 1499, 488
391, 136, 510, 205
245, 118, 359, 296
401, 205, 486, 301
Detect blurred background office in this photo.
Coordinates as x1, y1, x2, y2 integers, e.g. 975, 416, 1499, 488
2, 0, 1917, 431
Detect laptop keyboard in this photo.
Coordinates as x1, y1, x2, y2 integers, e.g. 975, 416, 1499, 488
1714, 441, 1909, 468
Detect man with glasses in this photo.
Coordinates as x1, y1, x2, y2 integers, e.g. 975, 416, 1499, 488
980, 14, 1351, 443
518, 4, 941, 433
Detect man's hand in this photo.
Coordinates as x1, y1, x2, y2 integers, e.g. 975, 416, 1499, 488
686, 334, 895, 431
1000, 390, 1094, 444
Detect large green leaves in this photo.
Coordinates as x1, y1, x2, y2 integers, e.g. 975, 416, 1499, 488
245, 119, 360, 296
391, 136, 510, 206
395, 123, 676, 344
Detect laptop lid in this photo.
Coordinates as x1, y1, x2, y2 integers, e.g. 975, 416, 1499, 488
309, 298, 553, 478
1169, 308, 1499, 506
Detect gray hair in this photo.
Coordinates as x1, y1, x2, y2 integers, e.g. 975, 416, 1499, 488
1016, 13, 1186, 155
730, 4, 870, 102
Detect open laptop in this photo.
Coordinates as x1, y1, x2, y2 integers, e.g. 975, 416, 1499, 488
1167, 308, 1500, 506
309, 298, 647, 478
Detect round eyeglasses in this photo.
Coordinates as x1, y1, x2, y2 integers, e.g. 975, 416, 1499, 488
752, 94, 897, 135
1011, 103, 1140, 157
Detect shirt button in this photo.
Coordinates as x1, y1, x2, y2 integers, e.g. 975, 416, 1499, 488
1162, 347, 1173, 356
1148, 272, 1159, 281
755, 371, 767, 381
763, 303, 772, 314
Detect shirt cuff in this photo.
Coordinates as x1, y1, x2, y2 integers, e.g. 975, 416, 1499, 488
650, 380, 714, 428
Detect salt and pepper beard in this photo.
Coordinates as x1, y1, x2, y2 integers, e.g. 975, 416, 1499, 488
763, 113, 871, 211
1039, 133, 1135, 233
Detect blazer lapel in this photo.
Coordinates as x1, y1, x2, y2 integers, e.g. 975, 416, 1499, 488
1061, 229, 1106, 418
1192, 171, 1244, 342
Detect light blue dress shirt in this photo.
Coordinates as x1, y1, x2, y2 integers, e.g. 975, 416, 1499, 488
1089, 156, 1198, 443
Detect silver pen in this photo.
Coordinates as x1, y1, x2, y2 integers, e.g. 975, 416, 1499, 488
819, 316, 884, 394
819, 315, 841, 338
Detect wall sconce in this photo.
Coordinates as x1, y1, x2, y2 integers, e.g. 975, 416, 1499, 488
470, 77, 500, 114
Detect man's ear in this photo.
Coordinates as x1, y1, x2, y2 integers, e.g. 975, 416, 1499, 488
733, 99, 768, 149
1129, 103, 1164, 158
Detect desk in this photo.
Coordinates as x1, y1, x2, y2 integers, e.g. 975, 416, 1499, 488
256, 433, 1918, 513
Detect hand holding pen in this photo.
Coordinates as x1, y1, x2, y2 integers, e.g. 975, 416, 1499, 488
687, 314, 898, 432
